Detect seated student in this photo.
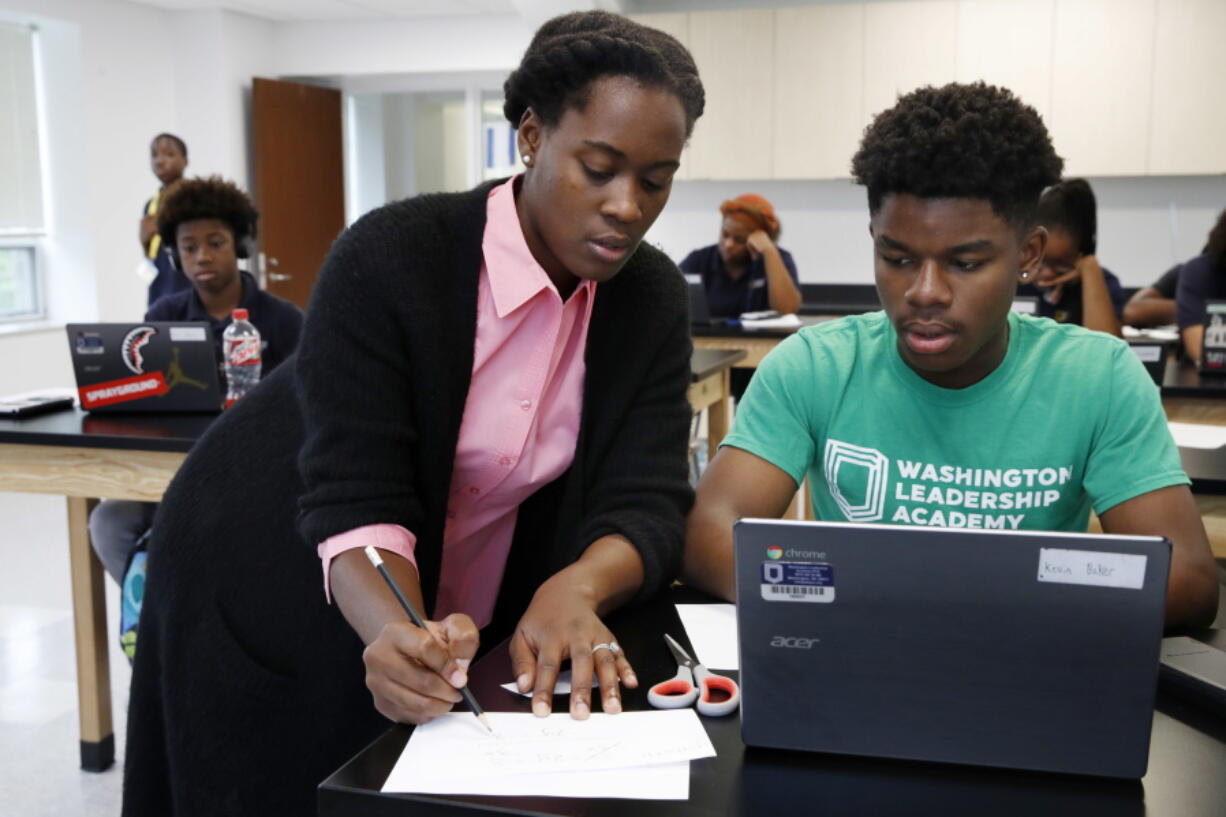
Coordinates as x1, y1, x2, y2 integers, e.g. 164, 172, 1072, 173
1124, 263, 1180, 328
1017, 178, 1125, 336
90, 177, 303, 590
141, 133, 193, 306
123, 11, 702, 816
680, 193, 802, 317
1174, 208, 1226, 364
682, 82, 1218, 630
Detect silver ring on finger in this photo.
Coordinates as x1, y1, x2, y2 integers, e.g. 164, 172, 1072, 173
592, 642, 621, 656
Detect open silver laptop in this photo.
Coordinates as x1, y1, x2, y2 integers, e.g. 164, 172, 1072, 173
734, 519, 1170, 778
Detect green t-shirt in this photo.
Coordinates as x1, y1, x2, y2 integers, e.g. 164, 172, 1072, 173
722, 311, 1187, 531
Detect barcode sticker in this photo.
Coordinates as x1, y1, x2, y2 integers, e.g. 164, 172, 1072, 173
760, 560, 835, 603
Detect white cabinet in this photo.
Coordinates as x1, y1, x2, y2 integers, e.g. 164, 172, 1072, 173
685, 9, 776, 180
1148, 0, 1226, 174
956, 0, 1056, 124
772, 4, 865, 179
1050, 0, 1156, 176
863, 1, 959, 122
628, 12, 693, 180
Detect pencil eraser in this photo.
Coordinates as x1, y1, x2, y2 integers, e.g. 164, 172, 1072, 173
364, 546, 383, 567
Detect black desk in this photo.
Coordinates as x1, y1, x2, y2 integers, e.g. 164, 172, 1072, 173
1162, 358, 1226, 400
0, 408, 216, 770
319, 593, 1226, 817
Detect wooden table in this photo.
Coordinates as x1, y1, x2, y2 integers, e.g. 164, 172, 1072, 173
688, 348, 746, 462
691, 315, 837, 368
1160, 358, 1226, 559
0, 409, 215, 770
319, 590, 1226, 817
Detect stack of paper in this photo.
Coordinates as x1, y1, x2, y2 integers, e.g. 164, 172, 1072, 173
381, 709, 715, 800
739, 313, 802, 330
1168, 421, 1226, 450
675, 603, 739, 670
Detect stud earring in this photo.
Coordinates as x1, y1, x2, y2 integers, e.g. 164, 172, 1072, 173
522, 154, 532, 166
1020, 270, 1031, 281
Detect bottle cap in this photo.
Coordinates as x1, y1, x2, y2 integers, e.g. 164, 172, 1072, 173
232, 308, 249, 320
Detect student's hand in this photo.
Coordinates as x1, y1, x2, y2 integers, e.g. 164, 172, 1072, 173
1036, 254, 1100, 304
362, 613, 479, 725
745, 229, 776, 259
509, 574, 638, 720
139, 215, 157, 248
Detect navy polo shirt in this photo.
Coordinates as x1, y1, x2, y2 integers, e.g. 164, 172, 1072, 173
678, 244, 800, 318
1017, 266, 1125, 326
145, 271, 304, 380
1175, 254, 1226, 329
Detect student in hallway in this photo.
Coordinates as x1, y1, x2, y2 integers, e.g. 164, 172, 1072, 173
1174, 208, 1226, 364
680, 193, 802, 317
1124, 263, 1180, 328
1018, 178, 1125, 335
682, 82, 1218, 630
123, 11, 703, 816
140, 133, 192, 306
89, 177, 302, 617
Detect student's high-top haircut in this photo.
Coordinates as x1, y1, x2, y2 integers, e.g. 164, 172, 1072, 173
157, 176, 258, 254
502, 10, 705, 137
851, 82, 1063, 230
1038, 178, 1098, 254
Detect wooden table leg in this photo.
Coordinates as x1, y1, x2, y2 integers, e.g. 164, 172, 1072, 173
707, 368, 731, 464
66, 496, 114, 772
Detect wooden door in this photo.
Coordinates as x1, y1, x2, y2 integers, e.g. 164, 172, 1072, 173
252, 77, 344, 310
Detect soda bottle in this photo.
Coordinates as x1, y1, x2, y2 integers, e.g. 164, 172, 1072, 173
223, 307, 262, 408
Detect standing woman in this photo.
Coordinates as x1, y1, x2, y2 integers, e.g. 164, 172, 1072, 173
681, 193, 802, 317
123, 11, 704, 816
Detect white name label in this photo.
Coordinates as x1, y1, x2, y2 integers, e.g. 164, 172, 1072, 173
169, 326, 208, 342
1037, 548, 1147, 590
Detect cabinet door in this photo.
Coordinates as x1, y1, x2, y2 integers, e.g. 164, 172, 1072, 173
863, 1, 959, 122
773, 4, 865, 179
1050, 0, 1156, 176
1148, 0, 1226, 174
686, 9, 775, 180
629, 12, 693, 181
956, 0, 1055, 124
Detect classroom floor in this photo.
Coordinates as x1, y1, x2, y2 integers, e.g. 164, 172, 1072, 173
1, 490, 1224, 816
0, 492, 129, 817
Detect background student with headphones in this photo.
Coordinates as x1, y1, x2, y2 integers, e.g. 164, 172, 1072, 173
90, 177, 303, 657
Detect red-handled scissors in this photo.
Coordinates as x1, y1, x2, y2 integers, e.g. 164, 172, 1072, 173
647, 633, 740, 717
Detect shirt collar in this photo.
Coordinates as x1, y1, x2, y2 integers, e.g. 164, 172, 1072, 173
186, 270, 254, 324
483, 176, 594, 317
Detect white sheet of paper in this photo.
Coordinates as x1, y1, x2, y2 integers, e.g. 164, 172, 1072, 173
675, 603, 739, 670
381, 710, 713, 798
383, 760, 690, 799
1168, 421, 1226, 450
499, 669, 598, 697
740, 313, 802, 330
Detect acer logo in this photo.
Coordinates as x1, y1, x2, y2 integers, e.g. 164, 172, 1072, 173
770, 636, 820, 649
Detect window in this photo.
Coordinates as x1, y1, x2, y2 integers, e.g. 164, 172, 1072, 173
0, 21, 45, 322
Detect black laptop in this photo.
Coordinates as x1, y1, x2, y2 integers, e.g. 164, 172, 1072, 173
686, 274, 721, 327
734, 519, 1170, 778
66, 323, 223, 412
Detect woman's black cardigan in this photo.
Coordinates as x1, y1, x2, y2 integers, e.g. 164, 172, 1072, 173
296, 181, 695, 621
122, 183, 693, 816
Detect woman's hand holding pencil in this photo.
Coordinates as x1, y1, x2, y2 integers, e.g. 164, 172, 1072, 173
363, 547, 492, 733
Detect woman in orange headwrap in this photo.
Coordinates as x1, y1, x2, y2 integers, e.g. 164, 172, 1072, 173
679, 193, 802, 317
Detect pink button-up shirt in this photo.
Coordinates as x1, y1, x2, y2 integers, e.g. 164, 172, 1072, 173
317, 176, 596, 629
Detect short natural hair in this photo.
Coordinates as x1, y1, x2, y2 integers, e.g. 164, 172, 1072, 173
157, 176, 257, 250
851, 82, 1063, 230
503, 10, 705, 137
151, 133, 188, 159
1037, 178, 1097, 255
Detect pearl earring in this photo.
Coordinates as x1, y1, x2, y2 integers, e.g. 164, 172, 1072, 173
522, 154, 532, 166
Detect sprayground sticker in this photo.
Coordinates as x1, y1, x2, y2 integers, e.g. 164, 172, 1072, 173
79, 372, 169, 409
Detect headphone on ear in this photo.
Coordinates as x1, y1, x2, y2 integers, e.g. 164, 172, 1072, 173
165, 218, 258, 272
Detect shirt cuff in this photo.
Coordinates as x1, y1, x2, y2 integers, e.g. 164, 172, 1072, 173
316, 524, 418, 604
